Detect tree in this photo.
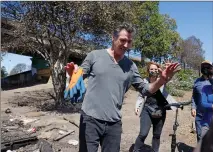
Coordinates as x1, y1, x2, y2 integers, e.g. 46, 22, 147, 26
1, 52, 7, 62
1, 1, 136, 105
179, 36, 205, 70
132, 2, 180, 65
1, 52, 8, 78
10, 63, 27, 75
1, 66, 8, 78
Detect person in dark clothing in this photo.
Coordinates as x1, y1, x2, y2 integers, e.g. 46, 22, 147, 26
200, 118, 213, 152
191, 61, 213, 142
194, 119, 213, 152
134, 61, 178, 152
193, 62, 213, 152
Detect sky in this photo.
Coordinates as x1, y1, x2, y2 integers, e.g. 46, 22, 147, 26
1, 53, 32, 74
1, 1, 213, 74
159, 1, 213, 63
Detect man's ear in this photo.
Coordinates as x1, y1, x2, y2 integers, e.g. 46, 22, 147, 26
112, 35, 114, 41
112, 34, 118, 42
112, 35, 117, 41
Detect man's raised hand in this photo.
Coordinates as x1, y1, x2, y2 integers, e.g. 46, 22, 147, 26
158, 62, 181, 83
64, 62, 79, 76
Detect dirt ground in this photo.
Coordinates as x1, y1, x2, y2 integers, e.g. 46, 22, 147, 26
1, 83, 197, 152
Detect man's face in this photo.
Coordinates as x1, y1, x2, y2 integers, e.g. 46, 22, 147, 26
112, 29, 133, 56
201, 63, 213, 77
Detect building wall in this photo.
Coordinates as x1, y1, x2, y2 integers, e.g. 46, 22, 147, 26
1, 71, 33, 90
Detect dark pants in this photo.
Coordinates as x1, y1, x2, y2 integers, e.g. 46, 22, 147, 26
134, 106, 166, 152
79, 112, 122, 152
195, 114, 202, 142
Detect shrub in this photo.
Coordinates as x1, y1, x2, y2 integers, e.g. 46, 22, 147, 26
136, 67, 198, 97
176, 69, 198, 82
174, 80, 193, 91
138, 67, 147, 79
166, 83, 185, 97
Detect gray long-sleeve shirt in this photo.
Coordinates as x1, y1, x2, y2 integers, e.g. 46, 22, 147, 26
80, 49, 150, 122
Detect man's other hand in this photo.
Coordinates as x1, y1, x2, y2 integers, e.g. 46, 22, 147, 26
64, 62, 79, 76
191, 109, 196, 117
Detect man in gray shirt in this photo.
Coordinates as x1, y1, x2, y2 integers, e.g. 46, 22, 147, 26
65, 23, 180, 152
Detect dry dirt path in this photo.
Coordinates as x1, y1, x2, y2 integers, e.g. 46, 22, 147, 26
1, 84, 197, 152
121, 90, 196, 152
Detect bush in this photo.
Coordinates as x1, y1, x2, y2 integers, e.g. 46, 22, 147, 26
173, 69, 198, 91
138, 67, 147, 79
176, 69, 198, 82
136, 67, 198, 97
174, 80, 193, 91
166, 83, 185, 97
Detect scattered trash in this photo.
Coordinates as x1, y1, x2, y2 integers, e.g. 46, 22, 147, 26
5, 108, 12, 114
38, 131, 52, 140
2, 135, 38, 152
25, 111, 45, 117
54, 130, 74, 141
68, 139, 79, 146
37, 139, 54, 152
6, 150, 16, 152
43, 124, 67, 133
21, 117, 39, 125
63, 116, 79, 128
2, 126, 19, 132
58, 130, 67, 135
27, 127, 36, 133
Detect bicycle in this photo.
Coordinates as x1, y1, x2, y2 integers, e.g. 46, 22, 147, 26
131, 101, 191, 152
164, 101, 191, 152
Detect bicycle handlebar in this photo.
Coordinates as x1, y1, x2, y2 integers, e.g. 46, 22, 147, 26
164, 101, 191, 109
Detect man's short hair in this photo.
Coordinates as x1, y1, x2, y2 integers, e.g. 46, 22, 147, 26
113, 23, 136, 38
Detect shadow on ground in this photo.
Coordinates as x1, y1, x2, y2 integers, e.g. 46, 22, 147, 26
177, 142, 194, 152
129, 144, 155, 152
128, 142, 194, 152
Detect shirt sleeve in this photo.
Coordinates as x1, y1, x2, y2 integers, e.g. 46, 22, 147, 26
201, 86, 213, 110
191, 84, 197, 110
131, 63, 151, 96
160, 84, 168, 98
80, 51, 94, 79
161, 84, 177, 111
135, 93, 143, 109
